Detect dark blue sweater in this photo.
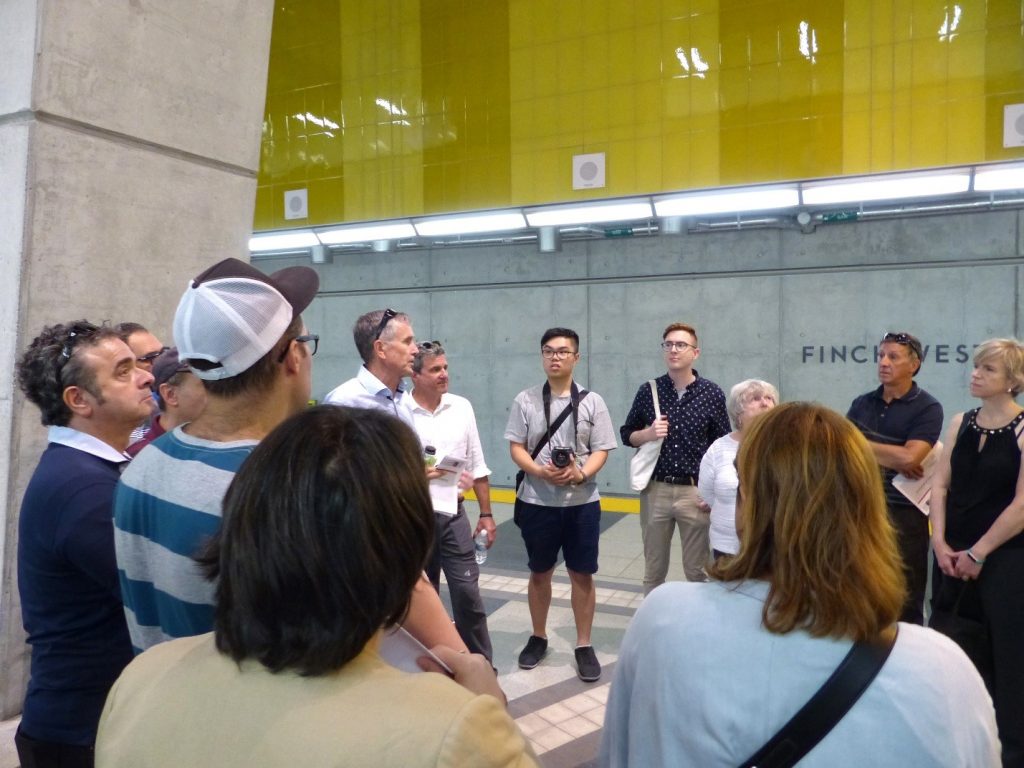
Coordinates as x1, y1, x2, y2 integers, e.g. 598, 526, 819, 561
18, 443, 133, 746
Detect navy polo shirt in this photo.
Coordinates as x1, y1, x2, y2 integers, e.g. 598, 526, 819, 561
620, 371, 730, 480
18, 441, 133, 746
846, 382, 944, 507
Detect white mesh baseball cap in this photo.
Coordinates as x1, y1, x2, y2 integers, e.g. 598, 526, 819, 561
173, 257, 319, 381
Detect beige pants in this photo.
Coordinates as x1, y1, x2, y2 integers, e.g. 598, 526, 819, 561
640, 481, 709, 594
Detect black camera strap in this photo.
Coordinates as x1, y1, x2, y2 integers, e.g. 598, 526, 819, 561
515, 382, 588, 491
541, 381, 587, 458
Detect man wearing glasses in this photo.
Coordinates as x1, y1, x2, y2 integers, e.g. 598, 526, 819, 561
324, 307, 418, 428
115, 322, 168, 445
114, 257, 319, 652
620, 322, 730, 594
847, 331, 943, 625
506, 327, 617, 682
410, 341, 496, 660
15, 320, 154, 767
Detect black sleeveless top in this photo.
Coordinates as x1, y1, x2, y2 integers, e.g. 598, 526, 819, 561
947, 408, 1024, 550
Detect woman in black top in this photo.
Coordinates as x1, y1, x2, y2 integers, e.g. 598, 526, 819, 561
931, 338, 1024, 767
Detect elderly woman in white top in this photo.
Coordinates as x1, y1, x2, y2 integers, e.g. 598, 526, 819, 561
698, 379, 778, 559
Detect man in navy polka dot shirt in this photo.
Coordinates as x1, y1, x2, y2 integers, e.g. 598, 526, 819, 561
620, 322, 730, 594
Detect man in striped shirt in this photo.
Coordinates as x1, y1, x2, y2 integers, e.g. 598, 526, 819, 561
113, 257, 319, 651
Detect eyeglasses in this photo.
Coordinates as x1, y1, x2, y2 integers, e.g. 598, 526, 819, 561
661, 340, 696, 352
137, 346, 170, 365
373, 308, 397, 341
541, 347, 575, 360
57, 322, 99, 384
418, 340, 443, 352
277, 333, 320, 363
881, 332, 922, 358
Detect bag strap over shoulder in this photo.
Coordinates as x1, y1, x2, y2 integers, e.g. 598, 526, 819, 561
738, 628, 898, 768
649, 380, 661, 420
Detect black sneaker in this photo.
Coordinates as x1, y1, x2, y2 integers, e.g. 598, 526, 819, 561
575, 645, 601, 682
517, 635, 548, 669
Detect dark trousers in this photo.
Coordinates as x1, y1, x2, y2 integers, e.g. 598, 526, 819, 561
15, 727, 93, 768
425, 502, 493, 661
932, 548, 1024, 767
888, 501, 929, 625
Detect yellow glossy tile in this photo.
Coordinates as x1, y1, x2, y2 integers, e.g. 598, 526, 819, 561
307, 177, 344, 226
609, 30, 636, 86
689, 129, 720, 187
583, 90, 611, 133
634, 82, 664, 136
661, 131, 692, 189
844, 1, 872, 50
584, 34, 611, 89
533, 43, 559, 98
253, 185, 274, 230
607, 141, 637, 192
842, 110, 872, 172
580, 0, 610, 37
635, 136, 663, 190
557, 37, 585, 94
946, 96, 985, 162
557, 91, 585, 142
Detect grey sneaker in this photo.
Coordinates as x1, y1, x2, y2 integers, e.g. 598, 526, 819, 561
517, 635, 548, 669
575, 645, 601, 682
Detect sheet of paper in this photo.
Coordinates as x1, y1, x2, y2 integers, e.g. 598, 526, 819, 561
891, 441, 942, 515
428, 452, 468, 515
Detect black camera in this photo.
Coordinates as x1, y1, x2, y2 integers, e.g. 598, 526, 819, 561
550, 447, 573, 468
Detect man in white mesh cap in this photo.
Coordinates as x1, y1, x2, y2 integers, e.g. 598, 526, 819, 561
112, 257, 319, 652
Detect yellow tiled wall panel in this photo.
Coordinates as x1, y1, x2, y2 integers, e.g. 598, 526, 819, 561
254, 0, 1024, 231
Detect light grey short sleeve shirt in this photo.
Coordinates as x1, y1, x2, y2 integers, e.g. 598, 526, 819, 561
504, 383, 617, 508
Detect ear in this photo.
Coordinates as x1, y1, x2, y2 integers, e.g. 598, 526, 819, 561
63, 386, 94, 419
281, 339, 304, 375
159, 382, 177, 408
372, 338, 388, 361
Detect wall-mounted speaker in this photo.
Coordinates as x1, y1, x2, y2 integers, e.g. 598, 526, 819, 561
572, 152, 606, 190
284, 188, 308, 220
1004, 103, 1024, 149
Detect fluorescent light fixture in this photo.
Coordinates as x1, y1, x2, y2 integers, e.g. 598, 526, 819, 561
413, 211, 527, 237
655, 186, 799, 217
526, 200, 653, 227
248, 230, 319, 252
802, 171, 971, 205
974, 164, 1024, 192
317, 221, 416, 245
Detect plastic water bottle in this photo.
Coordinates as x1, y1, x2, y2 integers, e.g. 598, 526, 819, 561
424, 445, 437, 468
474, 529, 489, 565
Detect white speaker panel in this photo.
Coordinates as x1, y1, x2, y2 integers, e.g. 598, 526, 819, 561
572, 152, 606, 190
284, 188, 308, 220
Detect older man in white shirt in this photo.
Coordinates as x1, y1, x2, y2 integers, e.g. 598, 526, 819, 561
410, 341, 496, 661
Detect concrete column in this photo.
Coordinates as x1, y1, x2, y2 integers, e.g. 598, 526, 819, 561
0, 0, 275, 717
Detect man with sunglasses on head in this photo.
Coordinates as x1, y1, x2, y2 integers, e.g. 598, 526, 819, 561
324, 310, 477, 654
324, 308, 419, 428
847, 331, 943, 625
620, 322, 730, 594
506, 328, 617, 682
15, 320, 155, 767
113, 257, 319, 653
410, 341, 496, 660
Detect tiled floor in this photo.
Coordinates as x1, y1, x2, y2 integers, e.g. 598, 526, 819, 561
439, 499, 692, 767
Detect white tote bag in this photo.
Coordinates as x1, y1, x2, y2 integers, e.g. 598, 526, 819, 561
629, 381, 663, 492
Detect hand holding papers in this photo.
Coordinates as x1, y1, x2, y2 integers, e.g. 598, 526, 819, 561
892, 442, 942, 515
427, 452, 469, 515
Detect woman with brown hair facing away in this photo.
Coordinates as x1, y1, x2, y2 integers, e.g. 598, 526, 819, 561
602, 403, 998, 767
930, 339, 1024, 767
95, 406, 537, 768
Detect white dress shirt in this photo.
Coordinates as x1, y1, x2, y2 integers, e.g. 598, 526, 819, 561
324, 365, 416, 429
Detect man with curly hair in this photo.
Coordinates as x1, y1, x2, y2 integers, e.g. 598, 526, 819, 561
15, 320, 155, 768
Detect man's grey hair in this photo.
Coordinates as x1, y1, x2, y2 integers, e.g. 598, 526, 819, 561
727, 379, 780, 430
412, 341, 445, 374
352, 309, 410, 363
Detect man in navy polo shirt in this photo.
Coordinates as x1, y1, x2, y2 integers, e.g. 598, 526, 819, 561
847, 331, 943, 625
15, 320, 155, 768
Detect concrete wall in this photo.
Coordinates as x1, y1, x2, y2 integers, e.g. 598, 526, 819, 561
260, 207, 1024, 496
0, 0, 275, 722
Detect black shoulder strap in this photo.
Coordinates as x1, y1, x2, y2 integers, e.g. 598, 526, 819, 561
956, 409, 977, 442
738, 628, 898, 768
535, 382, 588, 460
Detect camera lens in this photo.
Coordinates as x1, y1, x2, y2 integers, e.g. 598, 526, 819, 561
551, 448, 571, 468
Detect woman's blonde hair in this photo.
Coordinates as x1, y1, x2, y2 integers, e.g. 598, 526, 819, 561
710, 402, 905, 640
974, 338, 1024, 396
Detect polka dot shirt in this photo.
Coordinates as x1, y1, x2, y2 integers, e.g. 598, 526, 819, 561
620, 371, 730, 480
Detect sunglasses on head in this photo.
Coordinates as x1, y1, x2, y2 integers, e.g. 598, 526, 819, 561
373, 308, 397, 341
881, 332, 922, 358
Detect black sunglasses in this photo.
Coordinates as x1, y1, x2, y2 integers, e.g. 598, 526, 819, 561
417, 340, 443, 352
881, 332, 922, 358
277, 333, 319, 363
373, 308, 397, 341
58, 322, 100, 383
137, 346, 171, 364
